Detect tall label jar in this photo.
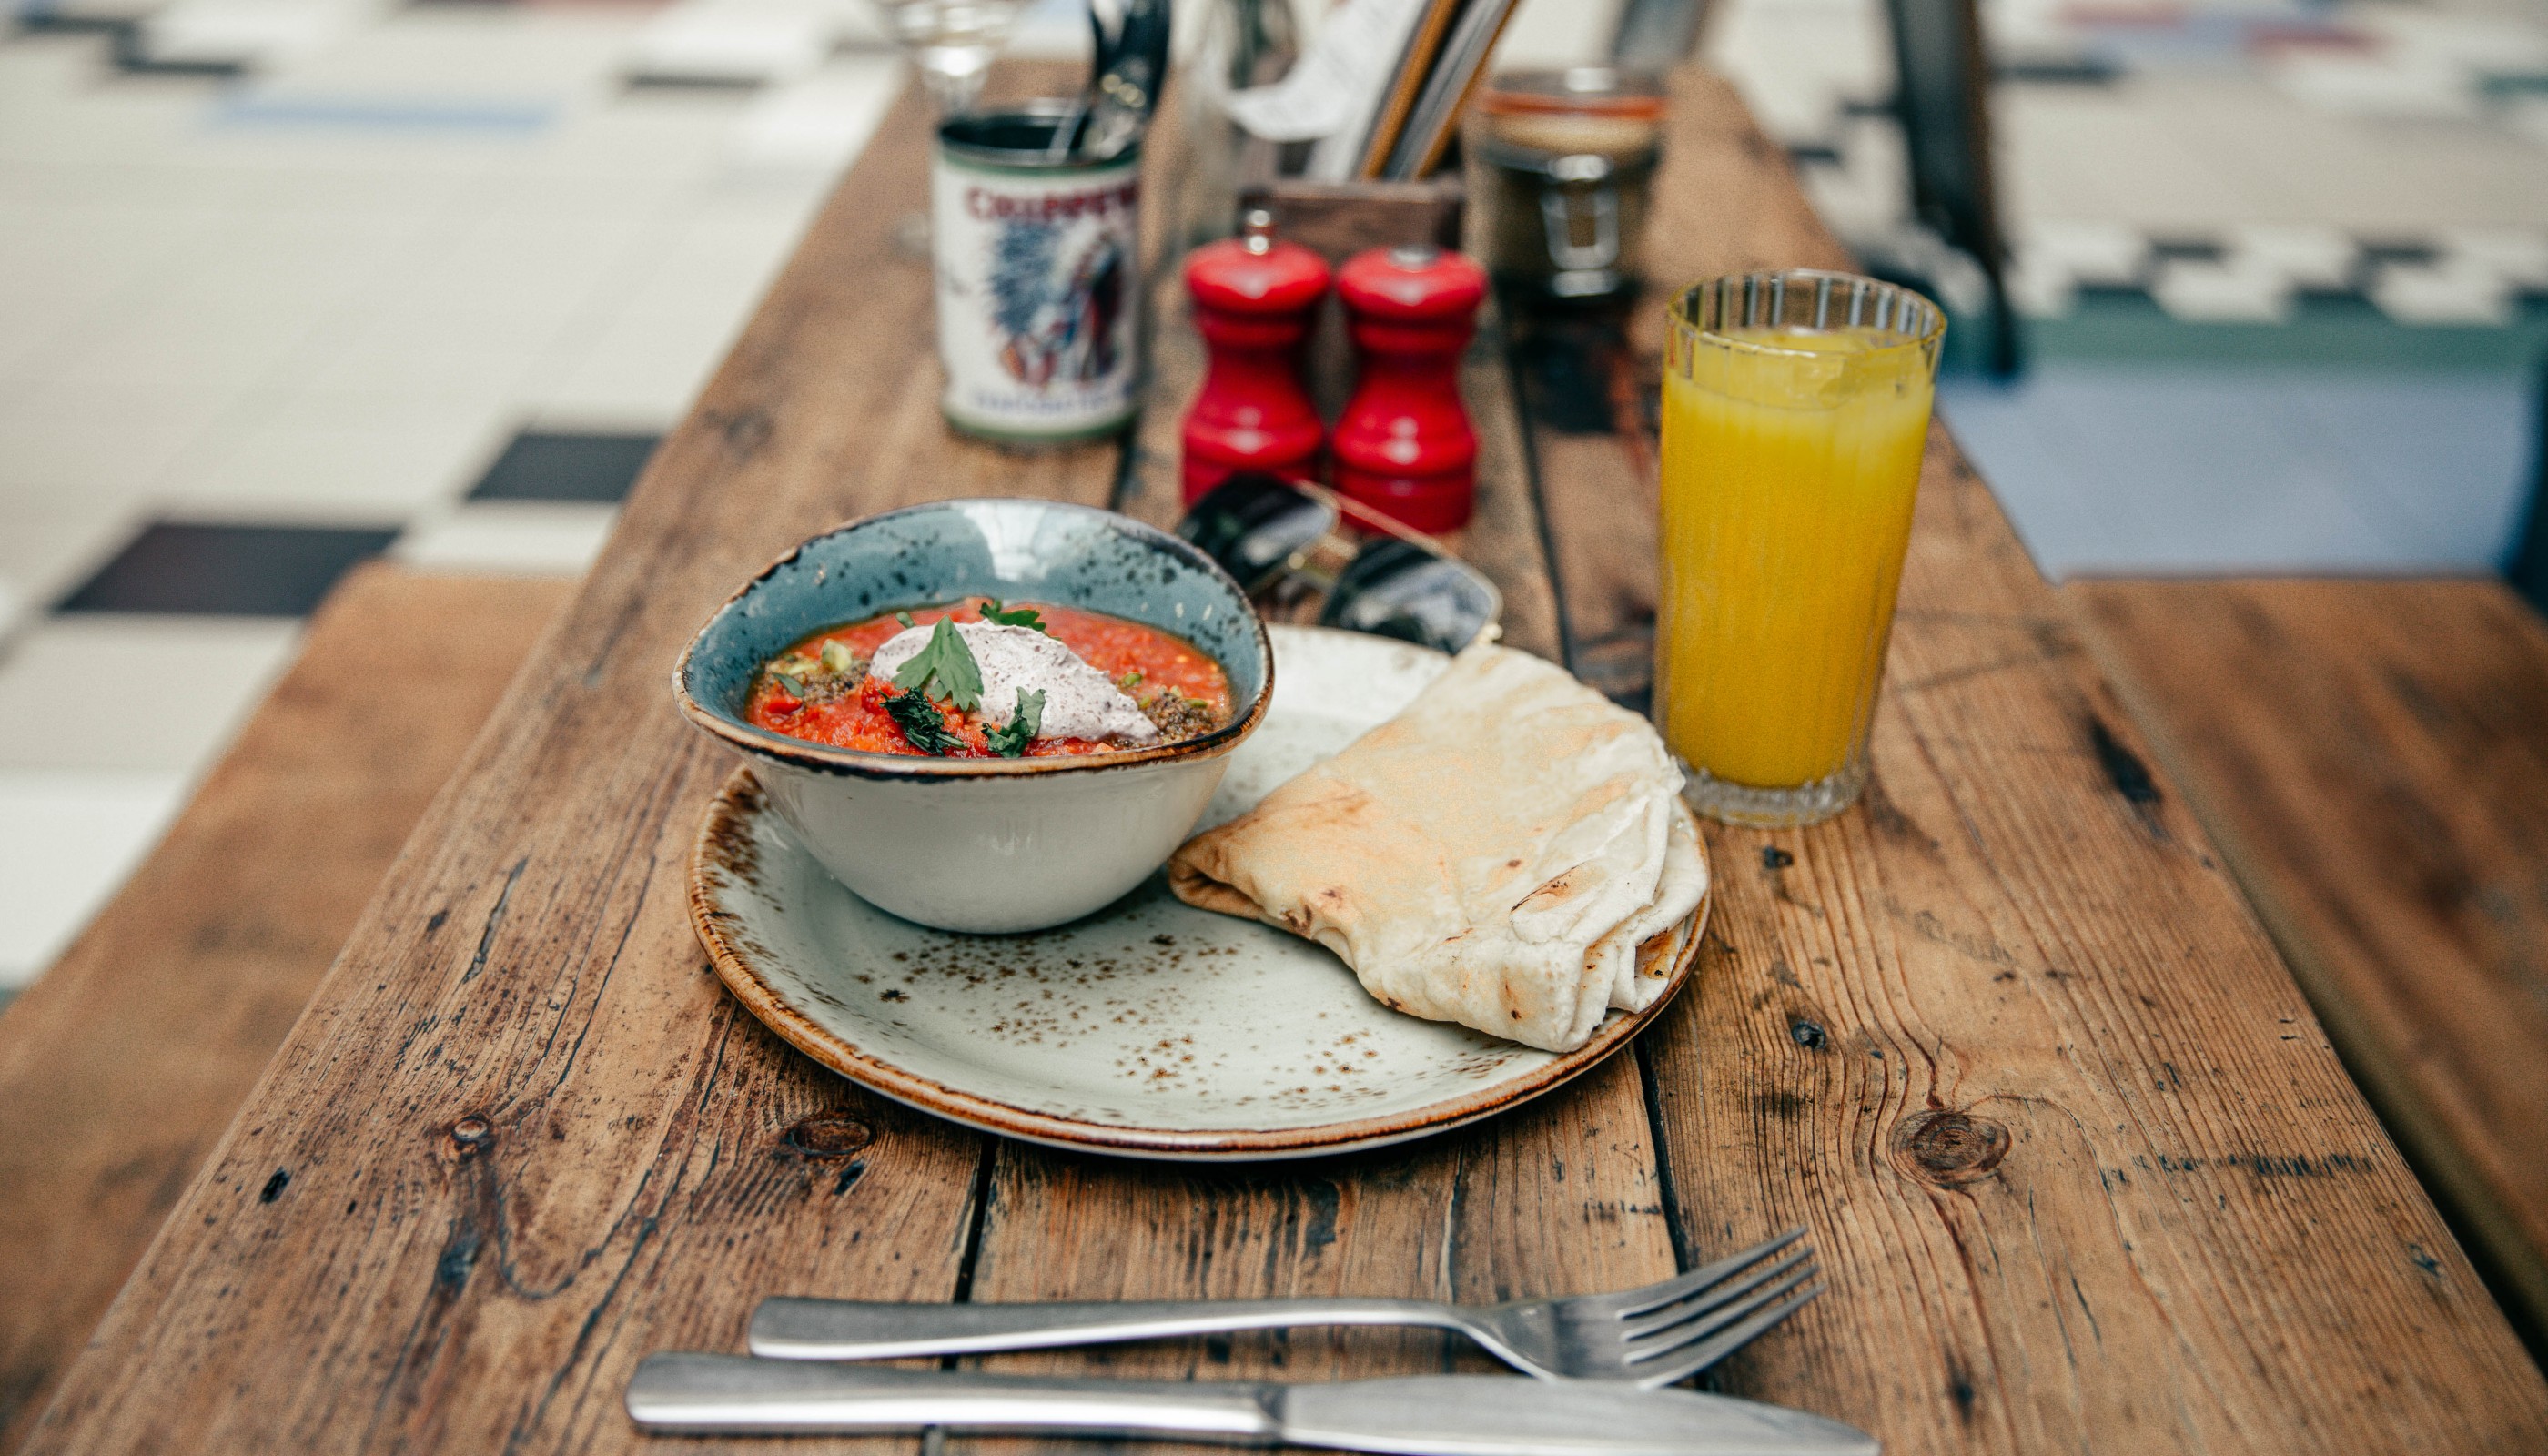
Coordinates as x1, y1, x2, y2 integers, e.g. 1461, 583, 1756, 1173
932, 106, 1143, 443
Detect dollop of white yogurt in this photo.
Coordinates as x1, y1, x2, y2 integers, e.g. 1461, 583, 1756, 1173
867, 621, 1158, 744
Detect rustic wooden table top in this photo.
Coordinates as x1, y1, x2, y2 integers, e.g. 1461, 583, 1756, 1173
23, 61, 2548, 1455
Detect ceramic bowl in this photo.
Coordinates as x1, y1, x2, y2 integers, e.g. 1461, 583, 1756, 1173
675, 500, 1274, 933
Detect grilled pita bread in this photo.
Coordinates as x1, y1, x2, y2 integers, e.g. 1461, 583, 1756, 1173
1168, 642, 1708, 1052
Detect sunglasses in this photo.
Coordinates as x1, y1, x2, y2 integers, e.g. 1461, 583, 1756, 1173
1177, 473, 1502, 655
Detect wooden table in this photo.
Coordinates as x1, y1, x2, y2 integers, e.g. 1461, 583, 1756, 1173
21, 63, 2548, 1455
0, 567, 572, 1454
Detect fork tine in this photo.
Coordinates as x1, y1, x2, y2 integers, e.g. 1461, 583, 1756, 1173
1610, 1226, 1809, 1319
1617, 1249, 1814, 1342
1623, 1263, 1816, 1365
1628, 1280, 1825, 1389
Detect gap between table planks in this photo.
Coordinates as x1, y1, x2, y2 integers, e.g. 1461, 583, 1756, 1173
17, 62, 2547, 1456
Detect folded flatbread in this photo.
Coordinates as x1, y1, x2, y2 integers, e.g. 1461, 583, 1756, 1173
1168, 642, 1708, 1052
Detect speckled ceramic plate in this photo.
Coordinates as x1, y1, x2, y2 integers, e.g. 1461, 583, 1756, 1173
689, 625, 1707, 1161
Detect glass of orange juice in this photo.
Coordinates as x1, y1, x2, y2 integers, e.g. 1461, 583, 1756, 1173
1656, 269, 1946, 827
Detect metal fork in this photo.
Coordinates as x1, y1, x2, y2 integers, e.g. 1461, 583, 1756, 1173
751, 1228, 1822, 1389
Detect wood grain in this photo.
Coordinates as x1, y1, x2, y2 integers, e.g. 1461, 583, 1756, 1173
1516, 68, 2548, 1453
0, 566, 568, 1455
21, 55, 2548, 1456
997, 98, 1684, 1451
17, 67, 1096, 1456
1019, 70, 1667, 1341
2070, 575, 2548, 1341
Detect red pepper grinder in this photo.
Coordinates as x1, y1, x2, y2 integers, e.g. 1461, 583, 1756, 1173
1179, 209, 1331, 503
1333, 243, 1488, 532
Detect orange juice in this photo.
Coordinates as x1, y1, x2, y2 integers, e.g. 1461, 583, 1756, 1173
1656, 289, 1939, 823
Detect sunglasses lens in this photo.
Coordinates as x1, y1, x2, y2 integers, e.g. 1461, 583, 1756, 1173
1177, 474, 1338, 593
1320, 538, 1500, 654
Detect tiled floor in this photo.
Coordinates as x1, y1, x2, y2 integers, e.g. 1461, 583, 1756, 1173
1937, 366, 2538, 573
0, 0, 989, 990
3, 0, 2544, 997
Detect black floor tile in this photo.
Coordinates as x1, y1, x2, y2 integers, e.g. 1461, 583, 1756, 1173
55, 521, 399, 617
111, 31, 249, 76
466, 429, 662, 502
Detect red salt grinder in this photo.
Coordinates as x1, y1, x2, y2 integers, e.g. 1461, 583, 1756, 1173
1333, 243, 1488, 533
1179, 209, 1331, 503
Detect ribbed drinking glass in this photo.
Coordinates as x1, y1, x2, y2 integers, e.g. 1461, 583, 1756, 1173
1654, 269, 1946, 827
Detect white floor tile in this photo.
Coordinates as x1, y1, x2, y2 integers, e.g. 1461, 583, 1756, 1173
0, 488, 157, 610
133, 0, 389, 72
2266, 55, 2482, 122
2509, 96, 2548, 148
267, 5, 645, 95
0, 199, 235, 385
2151, 258, 2292, 322
2437, 226, 2548, 290
510, 88, 750, 189
165, 387, 513, 513
0, 768, 188, 988
625, 1, 834, 87
48, 291, 333, 392
2018, 219, 2150, 288
2371, 258, 2515, 325
0, 380, 243, 500
0, 614, 302, 774
729, 57, 902, 171
392, 500, 619, 575
2225, 222, 2357, 290
2005, 253, 2077, 318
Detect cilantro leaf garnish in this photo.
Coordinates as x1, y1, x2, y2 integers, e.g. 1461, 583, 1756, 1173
985, 689, 1045, 757
978, 597, 1048, 633
893, 616, 982, 711
882, 689, 966, 755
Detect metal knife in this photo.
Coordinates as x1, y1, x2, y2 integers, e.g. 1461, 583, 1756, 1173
624, 1357, 1879, 1456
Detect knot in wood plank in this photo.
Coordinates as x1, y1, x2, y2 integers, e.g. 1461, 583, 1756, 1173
446, 1115, 494, 1160
784, 1113, 874, 1158
1892, 1110, 2010, 1187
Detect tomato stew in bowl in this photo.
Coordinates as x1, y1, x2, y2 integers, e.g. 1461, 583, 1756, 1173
673, 500, 1272, 933
747, 599, 1232, 759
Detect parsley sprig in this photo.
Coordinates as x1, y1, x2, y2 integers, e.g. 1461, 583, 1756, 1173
882, 689, 966, 755
984, 689, 1045, 757
977, 597, 1048, 632
893, 616, 982, 711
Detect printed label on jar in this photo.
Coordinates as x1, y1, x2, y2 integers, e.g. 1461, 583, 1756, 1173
930, 147, 1141, 442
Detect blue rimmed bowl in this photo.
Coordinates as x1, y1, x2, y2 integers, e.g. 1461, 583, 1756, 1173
675, 500, 1274, 933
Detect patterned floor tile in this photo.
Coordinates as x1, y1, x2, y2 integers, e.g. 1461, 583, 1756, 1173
55, 521, 399, 615
463, 428, 661, 502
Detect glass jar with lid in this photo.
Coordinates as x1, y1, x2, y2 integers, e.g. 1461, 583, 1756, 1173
1468, 67, 1667, 299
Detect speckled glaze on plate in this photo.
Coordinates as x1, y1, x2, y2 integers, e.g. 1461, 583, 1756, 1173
689, 625, 1708, 1161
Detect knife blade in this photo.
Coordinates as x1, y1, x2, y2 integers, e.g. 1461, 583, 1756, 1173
624, 1356, 1879, 1456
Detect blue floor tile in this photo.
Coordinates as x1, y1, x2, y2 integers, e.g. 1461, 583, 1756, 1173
1940, 365, 2539, 578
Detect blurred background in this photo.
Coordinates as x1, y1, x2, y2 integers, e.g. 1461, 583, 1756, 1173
0, 0, 2543, 1000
